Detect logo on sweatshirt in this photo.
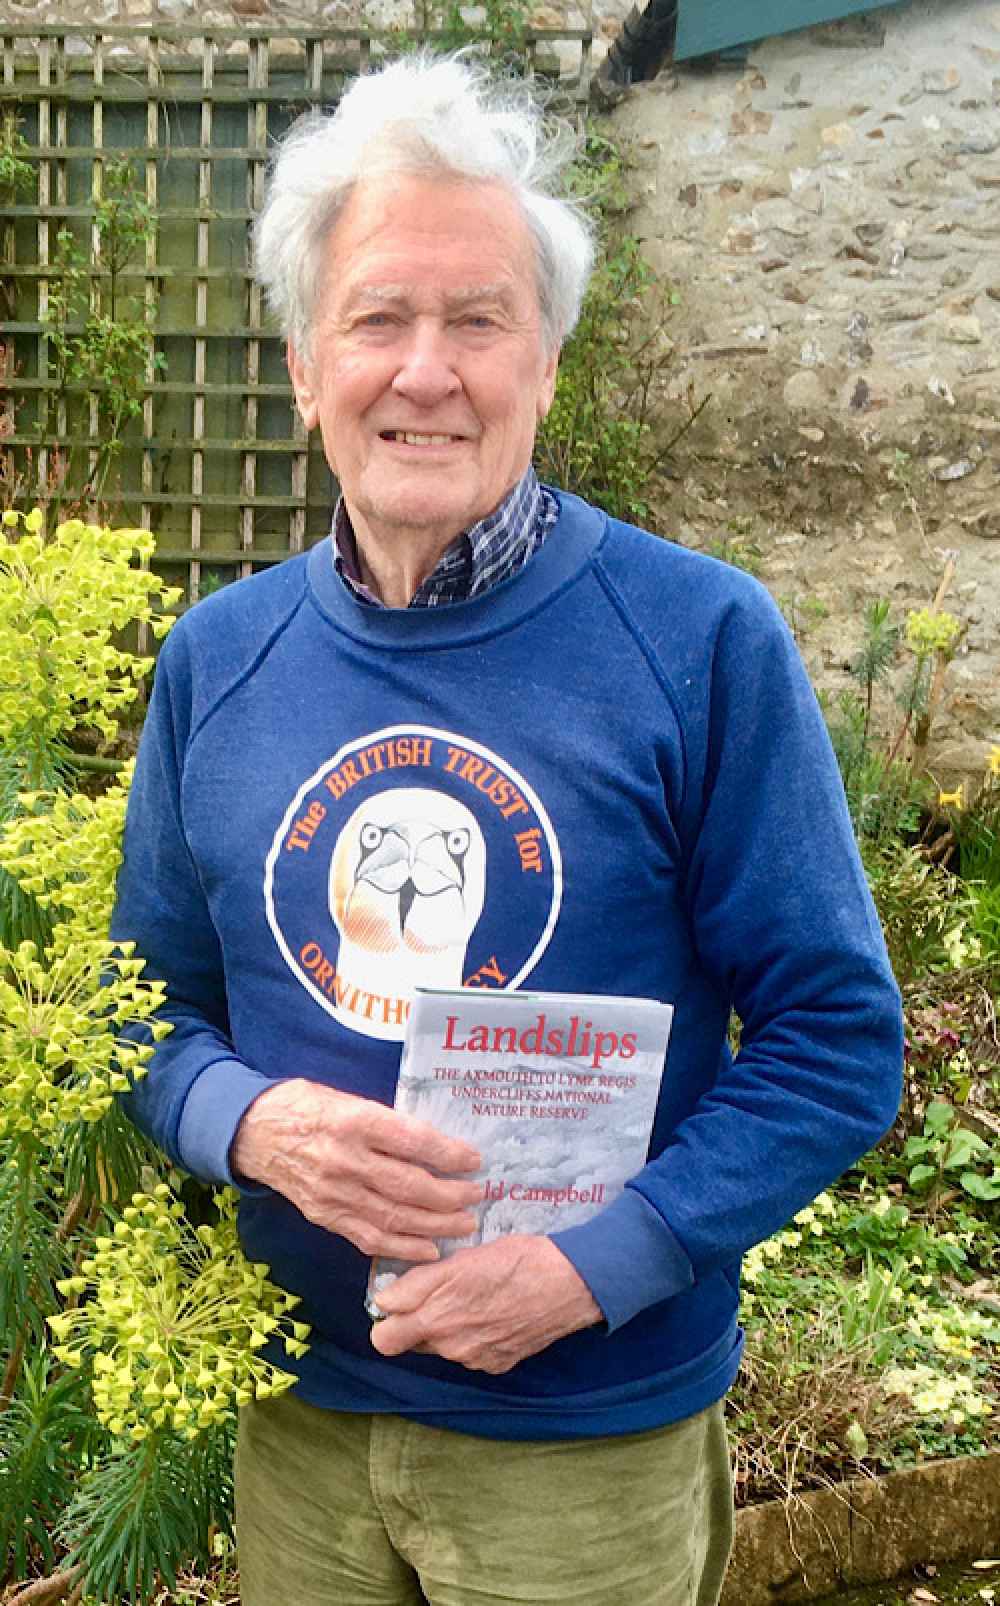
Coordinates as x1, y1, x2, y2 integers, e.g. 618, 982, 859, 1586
264, 725, 561, 1040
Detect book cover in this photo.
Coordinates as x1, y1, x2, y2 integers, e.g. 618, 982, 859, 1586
367, 987, 673, 1316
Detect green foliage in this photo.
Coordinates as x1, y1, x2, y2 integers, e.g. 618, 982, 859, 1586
903, 1101, 1000, 1206
0, 115, 33, 201
824, 596, 940, 858
0, 111, 33, 342
535, 231, 661, 522
849, 597, 903, 717
407, 0, 527, 49
737, 891, 1000, 1480
778, 590, 830, 642
967, 884, 1000, 958
73, 313, 162, 441
825, 594, 968, 863
535, 131, 694, 525
0, 505, 177, 956
38, 158, 165, 510
0, 509, 307, 1600
0, 508, 173, 783
0, 1355, 99, 1579
733, 1186, 1000, 1494
866, 844, 980, 984
825, 689, 929, 855
830, 1193, 970, 1283
0, 1149, 66, 1353
822, 584, 988, 1071
953, 778, 1000, 958
94, 159, 159, 285
706, 526, 763, 577
899, 998, 979, 1106
59, 1425, 235, 1603
49, 1187, 308, 1438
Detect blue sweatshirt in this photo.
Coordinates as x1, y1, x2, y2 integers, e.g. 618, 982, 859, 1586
112, 490, 903, 1440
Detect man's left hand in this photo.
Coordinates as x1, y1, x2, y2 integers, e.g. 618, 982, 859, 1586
369, 1235, 602, 1373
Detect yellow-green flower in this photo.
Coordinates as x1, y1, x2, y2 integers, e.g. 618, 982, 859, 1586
0, 927, 166, 1138
0, 767, 134, 930
905, 607, 961, 658
0, 769, 170, 1138
0, 510, 181, 749
49, 1186, 309, 1440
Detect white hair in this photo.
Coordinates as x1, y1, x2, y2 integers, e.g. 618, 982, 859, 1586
253, 53, 595, 357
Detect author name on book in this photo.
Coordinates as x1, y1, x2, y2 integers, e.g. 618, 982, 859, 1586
480, 1180, 607, 1206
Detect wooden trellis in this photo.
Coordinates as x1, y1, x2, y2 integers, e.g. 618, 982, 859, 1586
0, 21, 593, 600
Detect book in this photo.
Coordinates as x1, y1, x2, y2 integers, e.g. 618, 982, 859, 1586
366, 986, 673, 1316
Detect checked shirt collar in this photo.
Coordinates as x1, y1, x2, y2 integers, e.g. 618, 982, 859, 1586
333, 468, 558, 609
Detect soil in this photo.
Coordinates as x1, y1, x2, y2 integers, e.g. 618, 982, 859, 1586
646, 392, 999, 776
816, 1556, 1000, 1604
638, 390, 995, 790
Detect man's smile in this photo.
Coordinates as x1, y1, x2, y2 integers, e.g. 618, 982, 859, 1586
379, 430, 465, 447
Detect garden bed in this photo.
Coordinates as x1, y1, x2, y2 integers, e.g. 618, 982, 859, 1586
723, 1450, 1000, 1606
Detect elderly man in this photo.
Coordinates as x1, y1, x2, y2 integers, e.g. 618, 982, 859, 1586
113, 52, 902, 1606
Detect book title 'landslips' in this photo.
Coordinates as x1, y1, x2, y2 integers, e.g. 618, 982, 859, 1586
442, 1012, 638, 1071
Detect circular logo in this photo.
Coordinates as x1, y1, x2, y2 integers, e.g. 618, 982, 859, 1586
264, 725, 561, 1040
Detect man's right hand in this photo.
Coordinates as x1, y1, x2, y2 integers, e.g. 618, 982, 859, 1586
229, 1080, 483, 1260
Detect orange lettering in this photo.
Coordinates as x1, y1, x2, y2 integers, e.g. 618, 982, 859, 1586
466, 954, 509, 987
515, 827, 543, 873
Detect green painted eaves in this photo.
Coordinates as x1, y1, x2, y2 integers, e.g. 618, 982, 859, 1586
674, 0, 913, 62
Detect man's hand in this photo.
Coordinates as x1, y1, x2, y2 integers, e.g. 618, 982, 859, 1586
229, 1080, 483, 1260
369, 1235, 602, 1373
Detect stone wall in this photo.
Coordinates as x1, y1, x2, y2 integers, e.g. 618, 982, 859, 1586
0, 0, 420, 26
722, 1451, 1000, 1604
0, 0, 619, 61
605, 0, 1000, 782
0, 0, 614, 93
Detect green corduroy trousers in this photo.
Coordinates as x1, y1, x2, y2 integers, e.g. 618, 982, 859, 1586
235, 1391, 734, 1605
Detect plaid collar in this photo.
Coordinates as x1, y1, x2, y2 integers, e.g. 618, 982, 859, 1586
333, 469, 558, 609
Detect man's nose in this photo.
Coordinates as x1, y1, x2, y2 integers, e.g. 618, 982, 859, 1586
391, 321, 462, 403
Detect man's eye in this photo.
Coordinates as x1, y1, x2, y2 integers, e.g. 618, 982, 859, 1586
350, 311, 395, 331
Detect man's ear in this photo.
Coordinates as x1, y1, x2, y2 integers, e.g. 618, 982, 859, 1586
536, 342, 560, 423
287, 341, 319, 431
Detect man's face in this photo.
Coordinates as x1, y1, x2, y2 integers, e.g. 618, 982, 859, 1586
287, 174, 559, 563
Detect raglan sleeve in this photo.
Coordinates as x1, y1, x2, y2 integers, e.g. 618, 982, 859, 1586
552, 576, 904, 1331
111, 626, 273, 1185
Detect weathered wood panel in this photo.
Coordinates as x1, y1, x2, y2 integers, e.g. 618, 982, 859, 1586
0, 22, 591, 600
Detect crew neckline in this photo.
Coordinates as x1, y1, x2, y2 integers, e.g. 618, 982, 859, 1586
304, 489, 609, 649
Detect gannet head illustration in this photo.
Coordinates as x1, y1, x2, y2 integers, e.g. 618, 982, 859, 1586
329, 788, 486, 995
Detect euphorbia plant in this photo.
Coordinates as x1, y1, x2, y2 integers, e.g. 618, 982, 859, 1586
0, 510, 307, 1601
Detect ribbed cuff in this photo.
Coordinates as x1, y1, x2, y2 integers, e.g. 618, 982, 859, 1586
552, 1186, 695, 1333
176, 1058, 276, 1186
